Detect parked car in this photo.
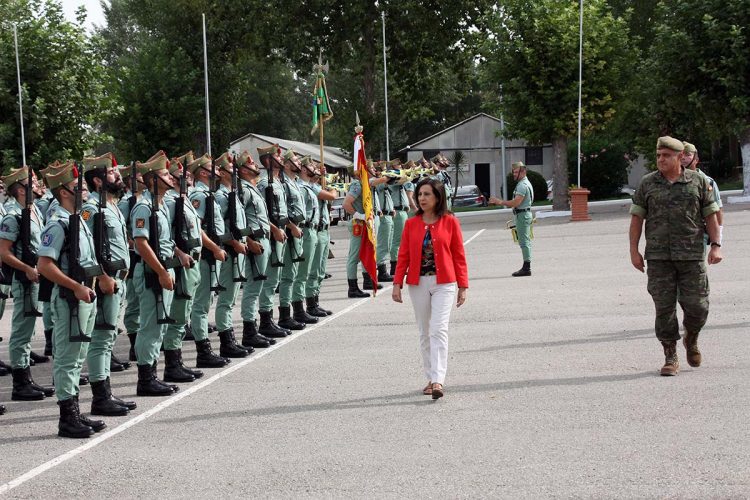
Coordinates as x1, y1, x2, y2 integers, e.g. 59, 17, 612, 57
330, 196, 348, 225
452, 185, 487, 208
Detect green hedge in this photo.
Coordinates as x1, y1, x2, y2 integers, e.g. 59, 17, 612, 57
567, 138, 628, 200
505, 168, 549, 201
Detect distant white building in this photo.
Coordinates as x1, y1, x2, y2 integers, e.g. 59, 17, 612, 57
400, 113, 554, 198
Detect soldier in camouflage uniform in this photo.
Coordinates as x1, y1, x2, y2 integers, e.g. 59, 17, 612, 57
629, 136, 722, 376
682, 142, 724, 246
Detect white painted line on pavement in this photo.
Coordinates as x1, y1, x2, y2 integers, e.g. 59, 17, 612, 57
0, 227, 485, 495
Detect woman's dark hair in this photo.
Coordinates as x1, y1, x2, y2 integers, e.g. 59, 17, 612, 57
414, 177, 451, 217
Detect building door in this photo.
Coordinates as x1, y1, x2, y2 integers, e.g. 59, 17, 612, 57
474, 163, 490, 198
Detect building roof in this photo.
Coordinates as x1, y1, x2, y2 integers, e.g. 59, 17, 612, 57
230, 132, 351, 169
399, 113, 503, 152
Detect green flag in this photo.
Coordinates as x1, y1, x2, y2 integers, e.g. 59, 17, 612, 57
311, 74, 333, 135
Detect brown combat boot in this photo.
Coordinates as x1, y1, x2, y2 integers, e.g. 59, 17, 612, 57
683, 331, 702, 367
660, 341, 679, 376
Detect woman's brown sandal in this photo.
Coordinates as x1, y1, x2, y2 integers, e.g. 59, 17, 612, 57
422, 382, 433, 395
431, 383, 444, 400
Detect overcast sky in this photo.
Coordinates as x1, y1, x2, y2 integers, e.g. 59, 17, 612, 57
61, 0, 106, 31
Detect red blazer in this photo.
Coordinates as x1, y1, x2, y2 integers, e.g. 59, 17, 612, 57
393, 214, 469, 289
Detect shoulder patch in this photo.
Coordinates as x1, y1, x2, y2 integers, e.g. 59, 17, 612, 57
192, 199, 200, 209
81, 210, 92, 221
135, 218, 145, 229
0, 223, 8, 233
42, 233, 53, 246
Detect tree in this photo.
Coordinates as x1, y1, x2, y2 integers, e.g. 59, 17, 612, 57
0, 0, 113, 171
479, 0, 635, 210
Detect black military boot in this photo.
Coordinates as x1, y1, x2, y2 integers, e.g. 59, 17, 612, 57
11, 368, 45, 401
58, 398, 94, 439
44, 328, 53, 356
314, 295, 332, 315
278, 305, 305, 331
390, 260, 397, 277
377, 263, 394, 282
242, 321, 272, 348
219, 329, 252, 358
183, 323, 195, 341
90, 379, 129, 416
195, 339, 230, 368
164, 349, 196, 383
305, 296, 328, 318
127, 333, 137, 362
152, 361, 179, 392
30, 351, 50, 364
0, 359, 9, 376
292, 300, 318, 324
348, 279, 370, 298
111, 353, 131, 371
26, 367, 55, 397
258, 310, 289, 339
362, 272, 382, 291
176, 349, 204, 379
107, 377, 136, 410
0, 403, 5, 415
511, 261, 531, 277
136, 363, 174, 396
76, 397, 106, 432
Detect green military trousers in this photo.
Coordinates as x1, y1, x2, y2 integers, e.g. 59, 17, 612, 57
122, 276, 140, 334
376, 214, 393, 266
346, 221, 364, 279
8, 280, 40, 369
190, 259, 220, 343
647, 259, 709, 342
279, 233, 303, 307
292, 228, 318, 302
390, 210, 408, 262
241, 237, 271, 321
51, 286, 96, 401
307, 229, 329, 297
515, 211, 533, 262
133, 263, 175, 366
163, 263, 201, 350
87, 277, 125, 382
216, 251, 246, 331
259, 239, 286, 313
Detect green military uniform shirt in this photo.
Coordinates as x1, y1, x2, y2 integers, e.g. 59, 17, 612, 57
630, 168, 719, 261
130, 191, 175, 262
514, 177, 534, 209
281, 175, 306, 224
188, 180, 226, 237
239, 179, 270, 237
38, 205, 99, 273
81, 191, 131, 272
298, 179, 319, 226
258, 171, 289, 226
164, 190, 203, 251
0, 198, 44, 258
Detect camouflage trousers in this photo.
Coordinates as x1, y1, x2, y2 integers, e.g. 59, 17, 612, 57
646, 259, 709, 341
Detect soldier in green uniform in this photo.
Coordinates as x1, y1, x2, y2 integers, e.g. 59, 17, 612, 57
0, 199, 8, 383
187, 154, 232, 368
235, 151, 275, 348
34, 165, 57, 358
299, 157, 337, 317
37, 161, 116, 438
118, 164, 144, 362
374, 162, 395, 283
387, 161, 416, 276
489, 161, 534, 276
256, 145, 293, 338
161, 153, 206, 382
213, 152, 252, 357
80, 153, 136, 415
130, 152, 182, 396
278, 149, 316, 329
682, 142, 724, 246
629, 136, 722, 376
0, 166, 55, 402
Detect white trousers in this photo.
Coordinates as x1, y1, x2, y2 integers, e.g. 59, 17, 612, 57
407, 275, 456, 384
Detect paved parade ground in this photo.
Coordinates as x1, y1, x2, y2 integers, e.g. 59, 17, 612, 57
1, 206, 749, 499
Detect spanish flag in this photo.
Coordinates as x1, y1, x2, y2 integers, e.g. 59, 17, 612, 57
353, 131, 378, 293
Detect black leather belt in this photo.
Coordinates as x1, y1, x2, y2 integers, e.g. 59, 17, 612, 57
317, 224, 329, 231
513, 208, 531, 214
394, 206, 408, 211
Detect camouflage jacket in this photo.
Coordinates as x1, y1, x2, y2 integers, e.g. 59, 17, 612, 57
630, 168, 719, 260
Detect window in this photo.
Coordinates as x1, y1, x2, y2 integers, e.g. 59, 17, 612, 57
525, 146, 543, 166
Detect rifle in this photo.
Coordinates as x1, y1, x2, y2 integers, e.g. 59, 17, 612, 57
264, 155, 284, 268
226, 160, 250, 283
61, 162, 102, 342
126, 161, 139, 279
202, 160, 228, 291
92, 183, 126, 330
173, 163, 199, 299
13, 167, 42, 317
144, 173, 178, 324
241, 179, 267, 282
280, 167, 305, 263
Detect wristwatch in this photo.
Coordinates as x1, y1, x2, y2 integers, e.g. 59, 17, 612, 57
709, 241, 721, 247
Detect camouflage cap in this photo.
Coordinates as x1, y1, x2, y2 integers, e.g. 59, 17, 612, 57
137, 152, 169, 175
1, 166, 29, 187
657, 136, 684, 152
82, 152, 117, 173
187, 154, 212, 174
46, 162, 80, 190
682, 142, 697, 155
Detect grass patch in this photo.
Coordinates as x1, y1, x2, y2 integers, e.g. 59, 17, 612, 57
718, 180, 743, 191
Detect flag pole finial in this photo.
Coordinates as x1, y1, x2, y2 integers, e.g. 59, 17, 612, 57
314, 49, 329, 74
355, 111, 363, 133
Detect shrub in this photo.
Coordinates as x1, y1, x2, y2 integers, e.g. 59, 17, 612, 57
505, 168, 549, 202
567, 138, 629, 200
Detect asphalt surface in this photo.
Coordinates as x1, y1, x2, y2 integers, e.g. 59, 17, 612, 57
1, 205, 749, 499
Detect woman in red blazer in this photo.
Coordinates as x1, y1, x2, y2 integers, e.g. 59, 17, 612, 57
392, 178, 468, 400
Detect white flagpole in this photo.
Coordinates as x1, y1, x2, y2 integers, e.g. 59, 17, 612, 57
576, 0, 584, 187
13, 24, 26, 167
202, 13, 211, 156
500, 85, 507, 200
381, 11, 390, 160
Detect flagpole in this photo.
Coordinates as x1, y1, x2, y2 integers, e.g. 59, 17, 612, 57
576, 0, 583, 187
381, 11, 390, 160
13, 24, 26, 167
319, 85, 327, 188
202, 13, 211, 156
